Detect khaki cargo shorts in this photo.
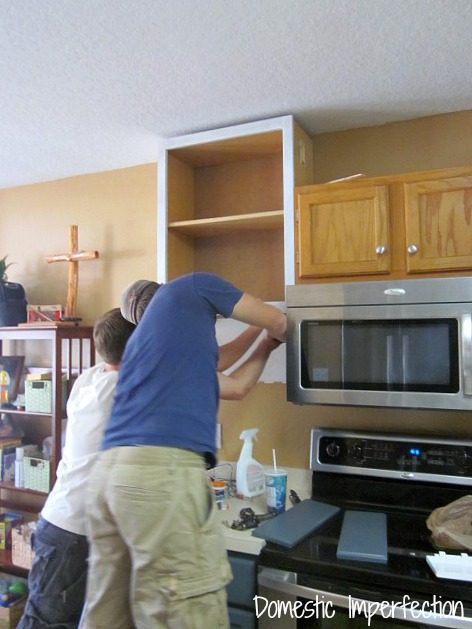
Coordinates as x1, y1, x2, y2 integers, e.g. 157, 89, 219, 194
83, 446, 232, 629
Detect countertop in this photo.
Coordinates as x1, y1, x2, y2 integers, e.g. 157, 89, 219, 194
211, 465, 312, 556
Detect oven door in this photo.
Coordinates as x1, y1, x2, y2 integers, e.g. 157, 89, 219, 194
258, 567, 472, 628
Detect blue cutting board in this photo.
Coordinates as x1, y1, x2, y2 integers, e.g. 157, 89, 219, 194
252, 499, 340, 548
336, 510, 388, 564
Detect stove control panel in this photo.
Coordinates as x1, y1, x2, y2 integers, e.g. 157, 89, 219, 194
311, 429, 472, 483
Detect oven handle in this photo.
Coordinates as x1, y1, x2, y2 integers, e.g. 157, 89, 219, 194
258, 567, 472, 628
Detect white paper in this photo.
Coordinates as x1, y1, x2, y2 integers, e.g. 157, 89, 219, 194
215, 302, 286, 383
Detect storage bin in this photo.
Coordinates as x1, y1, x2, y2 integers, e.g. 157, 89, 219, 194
24, 377, 67, 414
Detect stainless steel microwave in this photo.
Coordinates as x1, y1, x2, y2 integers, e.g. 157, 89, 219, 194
286, 277, 472, 410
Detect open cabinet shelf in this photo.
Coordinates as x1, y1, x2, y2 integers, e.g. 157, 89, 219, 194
168, 210, 284, 237
158, 116, 314, 302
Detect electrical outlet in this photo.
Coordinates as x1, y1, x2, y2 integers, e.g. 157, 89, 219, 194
216, 423, 222, 449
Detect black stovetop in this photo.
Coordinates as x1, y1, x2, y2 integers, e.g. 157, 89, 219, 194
259, 469, 472, 610
260, 506, 471, 606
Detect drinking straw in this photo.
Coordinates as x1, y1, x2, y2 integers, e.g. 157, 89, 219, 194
272, 448, 278, 472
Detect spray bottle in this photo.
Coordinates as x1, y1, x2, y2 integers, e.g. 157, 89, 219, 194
236, 428, 265, 498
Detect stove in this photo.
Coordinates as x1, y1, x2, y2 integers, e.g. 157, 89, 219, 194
258, 429, 472, 628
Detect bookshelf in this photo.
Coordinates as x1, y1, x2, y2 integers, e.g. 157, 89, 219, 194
0, 325, 95, 573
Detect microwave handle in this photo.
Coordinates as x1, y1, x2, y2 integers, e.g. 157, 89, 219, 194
461, 314, 472, 396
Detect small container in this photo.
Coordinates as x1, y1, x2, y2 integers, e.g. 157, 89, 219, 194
265, 468, 287, 515
211, 480, 229, 511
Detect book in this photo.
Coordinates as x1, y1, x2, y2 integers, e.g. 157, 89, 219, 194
26, 304, 62, 323
0, 438, 22, 449
25, 373, 52, 381
1, 448, 16, 482
0, 441, 22, 484
19, 321, 77, 327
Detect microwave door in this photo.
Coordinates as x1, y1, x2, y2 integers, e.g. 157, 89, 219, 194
402, 333, 409, 389
386, 334, 394, 390
343, 323, 404, 390
288, 301, 472, 410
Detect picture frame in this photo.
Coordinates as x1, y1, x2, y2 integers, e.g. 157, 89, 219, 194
0, 356, 25, 406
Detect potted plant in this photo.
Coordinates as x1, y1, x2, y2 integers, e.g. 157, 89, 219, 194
0, 255, 14, 283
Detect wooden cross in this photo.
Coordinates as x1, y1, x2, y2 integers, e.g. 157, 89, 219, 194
46, 225, 99, 320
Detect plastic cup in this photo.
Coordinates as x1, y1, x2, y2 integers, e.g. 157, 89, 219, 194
265, 468, 287, 515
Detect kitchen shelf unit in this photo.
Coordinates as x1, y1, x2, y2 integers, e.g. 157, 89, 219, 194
0, 325, 95, 523
157, 116, 314, 302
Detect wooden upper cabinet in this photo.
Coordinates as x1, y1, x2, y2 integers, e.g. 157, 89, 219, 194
296, 165, 472, 283
157, 116, 314, 301
404, 175, 472, 273
297, 185, 390, 278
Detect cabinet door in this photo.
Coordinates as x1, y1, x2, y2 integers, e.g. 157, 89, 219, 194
226, 552, 257, 608
404, 176, 472, 273
228, 606, 256, 629
297, 185, 390, 278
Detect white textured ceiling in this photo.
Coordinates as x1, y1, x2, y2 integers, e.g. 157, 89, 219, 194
2, 0, 472, 189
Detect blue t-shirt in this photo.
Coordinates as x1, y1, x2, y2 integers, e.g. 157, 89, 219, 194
102, 273, 243, 465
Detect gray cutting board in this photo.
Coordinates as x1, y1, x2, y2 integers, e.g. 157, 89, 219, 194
252, 499, 340, 548
336, 510, 388, 564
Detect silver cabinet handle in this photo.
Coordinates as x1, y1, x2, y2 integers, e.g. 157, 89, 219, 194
407, 244, 418, 254
375, 245, 386, 255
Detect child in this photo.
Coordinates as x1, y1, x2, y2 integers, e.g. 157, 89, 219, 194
17, 308, 136, 629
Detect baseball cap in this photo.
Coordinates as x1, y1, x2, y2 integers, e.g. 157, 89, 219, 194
120, 279, 160, 324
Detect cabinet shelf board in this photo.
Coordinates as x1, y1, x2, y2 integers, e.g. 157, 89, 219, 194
168, 210, 284, 237
0, 551, 28, 578
0, 482, 47, 496
3, 409, 53, 418
0, 325, 94, 342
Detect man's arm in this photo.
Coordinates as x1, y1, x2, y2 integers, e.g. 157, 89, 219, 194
218, 325, 262, 372
230, 293, 287, 342
218, 334, 282, 400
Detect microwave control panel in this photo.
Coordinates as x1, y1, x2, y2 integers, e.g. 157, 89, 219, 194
312, 430, 472, 480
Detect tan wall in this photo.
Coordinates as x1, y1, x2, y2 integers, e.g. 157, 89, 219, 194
0, 164, 157, 326
1, 111, 472, 470
312, 109, 472, 183
219, 385, 471, 469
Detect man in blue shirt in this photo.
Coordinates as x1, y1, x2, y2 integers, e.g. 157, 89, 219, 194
83, 273, 286, 629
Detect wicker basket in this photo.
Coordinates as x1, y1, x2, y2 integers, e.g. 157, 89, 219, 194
11, 524, 35, 570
